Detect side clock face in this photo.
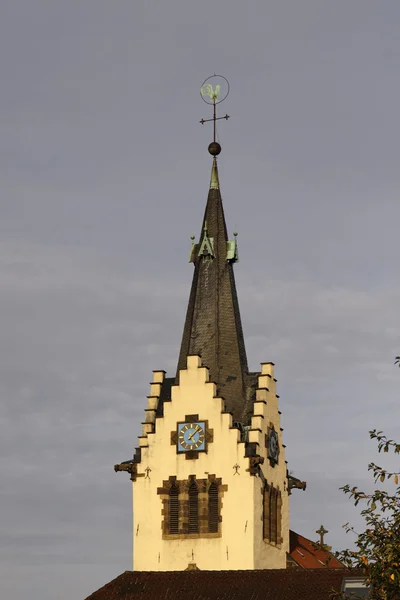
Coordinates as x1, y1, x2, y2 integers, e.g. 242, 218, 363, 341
268, 429, 280, 464
177, 421, 206, 453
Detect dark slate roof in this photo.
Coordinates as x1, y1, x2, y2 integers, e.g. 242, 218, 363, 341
176, 159, 250, 424
85, 568, 364, 600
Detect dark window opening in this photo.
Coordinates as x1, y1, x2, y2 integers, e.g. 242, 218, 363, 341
263, 483, 281, 544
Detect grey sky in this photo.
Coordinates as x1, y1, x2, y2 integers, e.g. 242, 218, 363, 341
1, 2, 400, 598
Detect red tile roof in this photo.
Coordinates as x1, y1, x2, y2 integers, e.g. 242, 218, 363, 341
289, 530, 345, 569
85, 568, 362, 600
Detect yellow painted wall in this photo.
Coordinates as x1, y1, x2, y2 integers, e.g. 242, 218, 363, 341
133, 356, 289, 571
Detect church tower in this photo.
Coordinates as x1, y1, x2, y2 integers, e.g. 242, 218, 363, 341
115, 80, 290, 571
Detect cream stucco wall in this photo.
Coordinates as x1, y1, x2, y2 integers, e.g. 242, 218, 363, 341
132, 356, 289, 571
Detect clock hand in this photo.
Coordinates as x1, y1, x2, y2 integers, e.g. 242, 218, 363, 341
188, 425, 200, 441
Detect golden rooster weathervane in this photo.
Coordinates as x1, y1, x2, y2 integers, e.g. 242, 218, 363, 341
199, 74, 230, 156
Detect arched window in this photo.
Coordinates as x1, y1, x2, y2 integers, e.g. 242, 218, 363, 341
188, 481, 199, 533
208, 482, 219, 533
263, 483, 270, 540
169, 484, 179, 534
263, 483, 281, 544
269, 486, 278, 544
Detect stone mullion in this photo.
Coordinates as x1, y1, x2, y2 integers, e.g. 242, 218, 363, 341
179, 491, 189, 535
198, 492, 208, 534
161, 495, 169, 535
219, 483, 227, 531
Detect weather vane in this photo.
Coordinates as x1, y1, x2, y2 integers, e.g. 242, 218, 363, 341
199, 74, 230, 156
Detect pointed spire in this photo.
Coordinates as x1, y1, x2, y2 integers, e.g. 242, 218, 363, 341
177, 158, 250, 423
210, 157, 219, 190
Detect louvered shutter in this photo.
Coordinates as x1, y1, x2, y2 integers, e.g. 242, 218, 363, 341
270, 486, 278, 544
188, 482, 199, 533
263, 483, 270, 540
169, 484, 179, 534
277, 490, 282, 544
208, 482, 219, 533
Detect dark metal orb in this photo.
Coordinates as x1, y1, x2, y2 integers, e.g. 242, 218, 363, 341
208, 142, 221, 156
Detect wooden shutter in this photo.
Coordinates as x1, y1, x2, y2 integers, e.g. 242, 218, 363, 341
188, 482, 199, 533
169, 484, 179, 534
208, 482, 219, 533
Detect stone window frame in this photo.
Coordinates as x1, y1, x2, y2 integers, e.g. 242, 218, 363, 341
158, 474, 227, 540
262, 482, 283, 546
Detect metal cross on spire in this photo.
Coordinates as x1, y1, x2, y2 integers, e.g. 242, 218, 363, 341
199, 74, 230, 156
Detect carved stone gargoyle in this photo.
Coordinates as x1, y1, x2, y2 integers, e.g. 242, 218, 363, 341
287, 473, 307, 494
114, 460, 137, 482
249, 455, 265, 475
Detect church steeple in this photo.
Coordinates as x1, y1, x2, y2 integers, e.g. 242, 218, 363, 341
177, 146, 250, 423
114, 78, 292, 574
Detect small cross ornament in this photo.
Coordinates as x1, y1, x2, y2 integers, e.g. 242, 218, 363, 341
316, 524, 328, 546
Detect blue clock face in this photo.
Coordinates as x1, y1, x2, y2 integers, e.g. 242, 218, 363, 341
177, 421, 206, 452
268, 429, 279, 464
